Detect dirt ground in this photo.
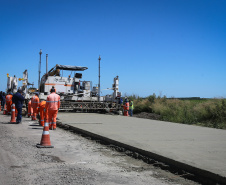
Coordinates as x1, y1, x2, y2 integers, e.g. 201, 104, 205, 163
0, 113, 199, 185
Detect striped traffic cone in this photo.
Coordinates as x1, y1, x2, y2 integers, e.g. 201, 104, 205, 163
36, 121, 54, 148
3, 104, 7, 115
10, 104, 16, 123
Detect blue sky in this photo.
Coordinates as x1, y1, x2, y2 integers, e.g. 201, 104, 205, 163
0, 0, 225, 98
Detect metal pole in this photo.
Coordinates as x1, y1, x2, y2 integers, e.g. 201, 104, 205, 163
46, 54, 48, 76
38, 49, 42, 91
98, 55, 101, 102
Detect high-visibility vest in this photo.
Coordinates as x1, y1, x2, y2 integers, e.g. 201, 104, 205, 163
129, 101, 134, 110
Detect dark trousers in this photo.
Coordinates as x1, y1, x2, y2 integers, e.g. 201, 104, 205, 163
1, 100, 5, 108
129, 109, 133, 116
16, 106, 22, 122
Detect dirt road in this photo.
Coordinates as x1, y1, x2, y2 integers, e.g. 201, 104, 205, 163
0, 114, 198, 185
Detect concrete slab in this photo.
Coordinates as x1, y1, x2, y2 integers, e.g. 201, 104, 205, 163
57, 112, 226, 183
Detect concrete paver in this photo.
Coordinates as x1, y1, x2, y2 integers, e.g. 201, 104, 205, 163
57, 112, 226, 183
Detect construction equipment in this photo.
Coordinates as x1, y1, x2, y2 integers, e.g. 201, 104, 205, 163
7, 71, 34, 116
7, 55, 122, 113
38, 64, 121, 112
7, 74, 18, 94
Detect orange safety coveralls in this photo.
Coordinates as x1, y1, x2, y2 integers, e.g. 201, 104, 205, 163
39, 101, 46, 126
123, 102, 129, 116
46, 92, 60, 130
27, 100, 33, 118
31, 95, 39, 120
6, 94, 13, 115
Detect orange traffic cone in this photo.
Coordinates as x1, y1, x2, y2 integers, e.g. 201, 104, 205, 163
36, 121, 54, 148
10, 104, 16, 123
3, 104, 7, 115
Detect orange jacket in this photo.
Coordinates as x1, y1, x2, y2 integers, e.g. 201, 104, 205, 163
124, 102, 129, 110
28, 100, 33, 113
6, 94, 13, 104
46, 92, 60, 111
39, 100, 48, 119
31, 95, 39, 108
39, 101, 46, 109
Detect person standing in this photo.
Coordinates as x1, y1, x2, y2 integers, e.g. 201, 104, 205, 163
27, 98, 33, 118
123, 97, 129, 116
39, 99, 47, 126
0, 92, 6, 111
31, 93, 39, 120
46, 88, 60, 130
12, 89, 25, 124
0, 91, 2, 110
129, 100, 134, 117
6, 92, 13, 115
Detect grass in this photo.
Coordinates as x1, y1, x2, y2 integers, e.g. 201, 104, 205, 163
127, 94, 226, 129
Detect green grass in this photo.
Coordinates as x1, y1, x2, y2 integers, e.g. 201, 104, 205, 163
130, 94, 226, 129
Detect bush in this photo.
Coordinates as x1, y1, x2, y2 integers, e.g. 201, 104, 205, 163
133, 99, 152, 114
133, 95, 226, 129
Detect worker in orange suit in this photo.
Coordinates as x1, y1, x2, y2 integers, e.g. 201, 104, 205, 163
31, 93, 39, 120
44, 102, 48, 126
123, 98, 129, 116
39, 100, 46, 126
46, 88, 60, 130
27, 98, 33, 118
6, 92, 13, 115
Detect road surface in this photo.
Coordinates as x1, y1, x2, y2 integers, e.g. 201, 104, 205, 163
0, 113, 198, 185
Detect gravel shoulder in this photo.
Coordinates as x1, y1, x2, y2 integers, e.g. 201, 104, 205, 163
0, 114, 198, 185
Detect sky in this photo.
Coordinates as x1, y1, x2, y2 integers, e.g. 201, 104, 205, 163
0, 0, 226, 98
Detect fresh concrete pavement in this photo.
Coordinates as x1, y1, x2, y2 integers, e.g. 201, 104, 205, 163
57, 112, 226, 184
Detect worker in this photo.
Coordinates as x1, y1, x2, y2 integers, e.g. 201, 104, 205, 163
0, 92, 6, 111
46, 87, 60, 130
12, 89, 25, 124
129, 100, 134, 117
123, 98, 129, 116
39, 99, 46, 126
6, 92, 13, 115
117, 96, 123, 115
0, 91, 2, 110
27, 98, 32, 118
31, 92, 39, 120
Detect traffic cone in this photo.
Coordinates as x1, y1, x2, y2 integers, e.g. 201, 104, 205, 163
36, 121, 54, 148
10, 104, 16, 123
3, 104, 7, 115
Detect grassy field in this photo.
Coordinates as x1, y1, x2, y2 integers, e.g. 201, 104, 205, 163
128, 94, 226, 129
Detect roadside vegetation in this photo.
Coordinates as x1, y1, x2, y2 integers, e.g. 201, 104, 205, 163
127, 94, 226, 129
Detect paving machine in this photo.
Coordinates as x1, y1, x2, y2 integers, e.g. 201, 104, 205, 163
39, 64, 121, 112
